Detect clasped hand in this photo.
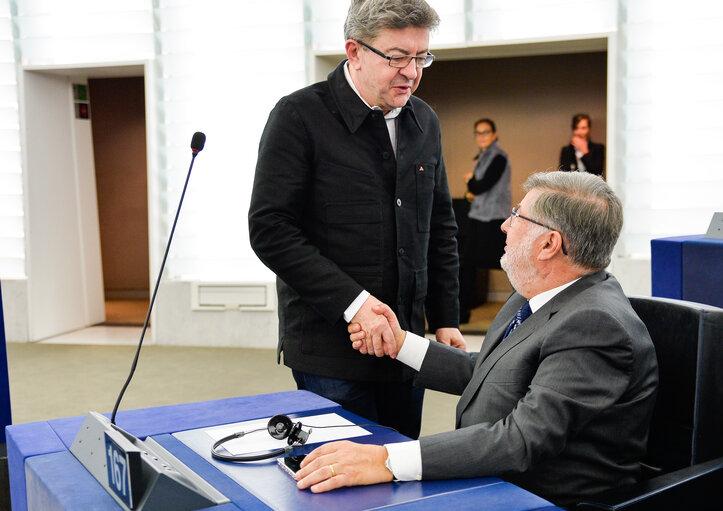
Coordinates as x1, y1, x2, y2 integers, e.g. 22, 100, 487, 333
350, 296, 403, 358
349, 302, 406, 357
350, 303, 467, 353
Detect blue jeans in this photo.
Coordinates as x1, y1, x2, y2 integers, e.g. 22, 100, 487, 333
292, 369, 424, 439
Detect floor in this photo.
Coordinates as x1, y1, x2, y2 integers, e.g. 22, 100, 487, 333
104, 299, 149, 326
5, 300, 501, 438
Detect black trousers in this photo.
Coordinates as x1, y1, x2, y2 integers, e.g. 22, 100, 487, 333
459, 217, 506, 321
292, 369, 425, 439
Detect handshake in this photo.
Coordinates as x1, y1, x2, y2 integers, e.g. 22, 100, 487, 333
348, 295, 466, 358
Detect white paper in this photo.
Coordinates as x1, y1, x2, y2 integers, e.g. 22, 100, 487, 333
205, 413, 371, 456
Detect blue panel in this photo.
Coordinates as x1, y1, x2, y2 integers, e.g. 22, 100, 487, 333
163, 408, 518, 511
8, 391, 559, 510
377, 482, 559, 511
197, 505, 243, 511
167, 426, 504, 511
26, 451, 121, 510
153, 434, 273, 511
26, 451, 245, 511
7, 392, 338, 511
0, 283, 11, 442
682, 237, 723, 308
651, 236, 688, 299
6, 421, 68, 511
23, 447, 557, 511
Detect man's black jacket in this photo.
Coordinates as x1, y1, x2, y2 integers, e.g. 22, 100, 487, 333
248, 61, 459, 382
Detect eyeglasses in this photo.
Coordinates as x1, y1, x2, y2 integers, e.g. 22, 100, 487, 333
474, 130, 492, 136
355, 40, 434, 69
510, 205, 568, 255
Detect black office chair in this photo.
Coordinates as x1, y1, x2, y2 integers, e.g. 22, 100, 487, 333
577, 296, 723, 510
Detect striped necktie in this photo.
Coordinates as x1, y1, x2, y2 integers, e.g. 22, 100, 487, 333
502, 301, 532, 339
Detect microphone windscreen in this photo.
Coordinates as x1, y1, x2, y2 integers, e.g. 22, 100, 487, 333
191, 132, 206, 153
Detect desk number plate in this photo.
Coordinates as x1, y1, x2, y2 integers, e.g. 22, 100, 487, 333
105, 433, 135, 508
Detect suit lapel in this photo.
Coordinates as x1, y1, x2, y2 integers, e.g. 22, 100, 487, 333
455, 271, 608, 426
476, 294, 526, 363
455, 293, 524, 421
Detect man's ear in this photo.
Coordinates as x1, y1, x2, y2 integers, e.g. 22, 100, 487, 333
345, 39, 362, 70
538, 231, 564, 260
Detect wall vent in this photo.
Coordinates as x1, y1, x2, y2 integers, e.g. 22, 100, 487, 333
191, 282, 276, 311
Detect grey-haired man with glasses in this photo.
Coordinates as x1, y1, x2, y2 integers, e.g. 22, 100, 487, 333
249, 0, 463, 440
295, 171, 658, 508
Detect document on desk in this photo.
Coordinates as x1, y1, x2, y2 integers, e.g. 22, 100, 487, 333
202, 412, 371, 455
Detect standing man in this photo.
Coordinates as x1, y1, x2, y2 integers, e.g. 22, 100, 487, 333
295, 171, 658, 508
248, 0, 464, 439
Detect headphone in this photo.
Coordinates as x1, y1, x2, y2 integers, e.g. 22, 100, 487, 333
211, 414, 311, 462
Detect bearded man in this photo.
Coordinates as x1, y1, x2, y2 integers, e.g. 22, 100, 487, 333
293, 171, 659, 508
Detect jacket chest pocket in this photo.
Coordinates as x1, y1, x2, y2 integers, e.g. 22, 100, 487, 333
414, 163, 436, 232
323, 201, 382, 267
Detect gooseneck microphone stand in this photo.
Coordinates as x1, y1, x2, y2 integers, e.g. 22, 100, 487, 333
110, 132, 206, 425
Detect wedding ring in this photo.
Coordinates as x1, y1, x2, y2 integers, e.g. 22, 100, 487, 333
329, 464, 336, 477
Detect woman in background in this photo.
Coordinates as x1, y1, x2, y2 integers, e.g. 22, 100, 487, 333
559, 113, 605, 176
459, 118, 511, 324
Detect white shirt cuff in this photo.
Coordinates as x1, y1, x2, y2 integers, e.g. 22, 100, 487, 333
385, 441, 422, 481
343, 290, 370, 322
396, 331, 429, 371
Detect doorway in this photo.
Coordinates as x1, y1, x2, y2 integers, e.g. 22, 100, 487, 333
88, 77, 149, 326
416, 50, 607, 319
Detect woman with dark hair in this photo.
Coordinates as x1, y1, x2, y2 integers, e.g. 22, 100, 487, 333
559, 113, 605, 176
459, 118, 511, 323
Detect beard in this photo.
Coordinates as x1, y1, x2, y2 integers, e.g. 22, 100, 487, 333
500, 230, 541, 294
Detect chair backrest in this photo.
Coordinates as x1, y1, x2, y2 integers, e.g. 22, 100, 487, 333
628, 296, 723, 473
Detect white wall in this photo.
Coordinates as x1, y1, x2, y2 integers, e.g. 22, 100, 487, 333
614, 0, 723, 257
4, 0, 155, 341
154, 281, 277, 348
145, 0, 306, 346
0, 280, 28, 342
4, 0, 723, 345
21, 71, 103, 340
71, 76, 105, 324
609, 0, 723, 295
0, 4, 24, 280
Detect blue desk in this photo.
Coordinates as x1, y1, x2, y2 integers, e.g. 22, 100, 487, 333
651, 235, 723, 308
6, 391, 560, 510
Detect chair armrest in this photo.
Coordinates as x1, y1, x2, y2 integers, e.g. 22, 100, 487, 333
576, 456, 723, 510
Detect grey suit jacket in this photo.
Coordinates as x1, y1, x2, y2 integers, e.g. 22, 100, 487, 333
416, 271, 658, 506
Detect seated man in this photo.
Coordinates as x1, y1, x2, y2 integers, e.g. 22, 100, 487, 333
294, 171, 659, 507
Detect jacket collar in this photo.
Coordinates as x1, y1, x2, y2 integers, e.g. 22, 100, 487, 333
479, 270, 608, 363
327, 60, 423, 134
456, 270, 609, 424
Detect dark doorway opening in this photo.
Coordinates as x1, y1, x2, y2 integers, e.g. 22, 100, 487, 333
88, 77, 149, 325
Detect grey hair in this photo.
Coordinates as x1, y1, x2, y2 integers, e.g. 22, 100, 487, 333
344, 0, 440, 42
523, 171, 623, 270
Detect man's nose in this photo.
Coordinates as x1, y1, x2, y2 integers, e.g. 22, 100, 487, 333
501, 216, 511, 233
399, 58, 419, 79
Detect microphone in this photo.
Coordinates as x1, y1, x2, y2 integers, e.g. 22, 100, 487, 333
110, 132, 206, 425
191, 131, 206, 154
70, 133, 224, 511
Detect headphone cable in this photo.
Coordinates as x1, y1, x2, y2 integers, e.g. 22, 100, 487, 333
210, 421, 399, 463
